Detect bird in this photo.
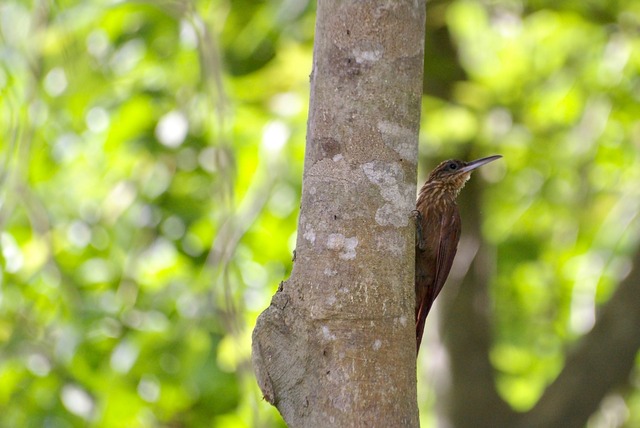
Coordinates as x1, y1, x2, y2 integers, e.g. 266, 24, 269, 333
414, 155, 502, 353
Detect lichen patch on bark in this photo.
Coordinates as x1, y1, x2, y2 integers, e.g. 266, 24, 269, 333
362, 161, 414, 227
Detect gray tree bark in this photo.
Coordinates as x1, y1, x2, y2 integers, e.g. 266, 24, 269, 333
252, 0, 426, 426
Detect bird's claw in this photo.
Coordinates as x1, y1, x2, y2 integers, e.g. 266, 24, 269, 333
412, 210, 426, 250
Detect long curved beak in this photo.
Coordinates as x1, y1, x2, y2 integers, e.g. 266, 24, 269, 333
460, 155, 502, 173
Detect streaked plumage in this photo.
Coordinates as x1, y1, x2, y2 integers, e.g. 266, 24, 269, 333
415, 155, 502, 353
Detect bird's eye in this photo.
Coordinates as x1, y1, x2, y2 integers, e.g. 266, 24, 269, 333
447, 162, 458, 171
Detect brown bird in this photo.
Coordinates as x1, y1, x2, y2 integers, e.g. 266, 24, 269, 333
415, 155, 502, 353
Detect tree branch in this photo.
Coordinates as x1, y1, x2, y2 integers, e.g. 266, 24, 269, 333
521, 249, 640, 428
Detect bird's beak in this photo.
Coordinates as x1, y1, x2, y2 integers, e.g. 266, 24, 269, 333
460, 155, 502, 173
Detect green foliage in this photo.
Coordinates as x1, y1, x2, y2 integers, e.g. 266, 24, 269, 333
440, 0, 640, 417
0, 0, 309, 425
1, 0, 639, 426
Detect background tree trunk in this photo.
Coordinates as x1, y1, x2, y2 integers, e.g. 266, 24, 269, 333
437, 175, 640, 428
252, 0, 426, 426
519, 246, 640, 428
438, 177, 516, 428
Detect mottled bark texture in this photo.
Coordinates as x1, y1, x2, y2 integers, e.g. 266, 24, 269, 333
252, 0, 425, 426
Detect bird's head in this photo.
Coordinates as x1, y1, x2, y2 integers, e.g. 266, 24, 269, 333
427, 155, 502, 194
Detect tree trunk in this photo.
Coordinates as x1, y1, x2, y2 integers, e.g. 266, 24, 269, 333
252, 0, 426, 426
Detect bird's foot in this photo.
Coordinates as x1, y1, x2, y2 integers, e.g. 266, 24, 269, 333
411, 210, 426, 250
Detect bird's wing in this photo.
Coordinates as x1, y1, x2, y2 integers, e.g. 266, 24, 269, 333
432, 206, 461, 303
415, 205, 461, 351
